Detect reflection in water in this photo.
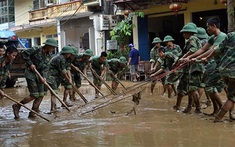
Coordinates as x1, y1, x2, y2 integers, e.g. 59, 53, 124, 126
0, 81, 235, 146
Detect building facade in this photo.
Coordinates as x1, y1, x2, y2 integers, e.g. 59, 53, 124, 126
0, 0, 233, 58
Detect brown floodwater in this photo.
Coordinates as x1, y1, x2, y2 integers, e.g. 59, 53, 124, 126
0, 80, 235, 147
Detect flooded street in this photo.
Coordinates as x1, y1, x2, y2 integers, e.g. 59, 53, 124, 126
1, 80, 235, 147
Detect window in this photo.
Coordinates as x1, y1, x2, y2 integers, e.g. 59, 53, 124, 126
0, 0, 15, 24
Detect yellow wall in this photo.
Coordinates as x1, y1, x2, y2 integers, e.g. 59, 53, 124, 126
14, 0, 33, 26
132, 0, 230, 48
142, 0, 228, 24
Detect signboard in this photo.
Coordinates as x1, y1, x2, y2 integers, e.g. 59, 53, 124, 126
107, 40, 117, 50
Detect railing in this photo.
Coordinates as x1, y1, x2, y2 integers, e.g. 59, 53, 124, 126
29, 1, 88, 22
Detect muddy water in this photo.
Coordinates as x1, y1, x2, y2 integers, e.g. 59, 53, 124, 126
0, 80, 235, 147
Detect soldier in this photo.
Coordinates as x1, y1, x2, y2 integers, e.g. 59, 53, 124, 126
202, 32, 235, 122
90, 51, 108, 98
163, 35, 182, 57
184, 17, 227, 116
196, 27, 212, 106
70, 48, 93, 101
150, 47, 179, 98
176, 24, 204, 113
108, 56, 128, 90
12, 38, 57, 119
162, 35, 182, 98
46, 46, 76, 112
0, 46, 5, 58
149, 37, 165, 95
0, 46, 18, 98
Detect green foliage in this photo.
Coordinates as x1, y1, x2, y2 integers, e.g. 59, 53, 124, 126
110, 12, 144, 45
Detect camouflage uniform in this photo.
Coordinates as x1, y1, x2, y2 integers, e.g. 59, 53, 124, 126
214, 32, 235, 102
0, 57, 11, 88
165, 44, 182, 57
91, 55, 108, 86
159, 52, 179, 84
22, 46, 52, 98
150, 46, 160, 64
108, 58, 128, 82
61, 58, 73, 89
187, 35, 204, 92
71, 54, 89, 87
47, 54, 71, 93
163, 44, 182, 85
203, 32, 227, 94
150, 46, 165, 84
177, 35, 203, 95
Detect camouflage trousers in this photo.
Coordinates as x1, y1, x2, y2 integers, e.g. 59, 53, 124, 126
72, 72, 81, 87
25, 69, 47, 98
110, 73, 118, 83
222, 76, 235, 102
0, 75, 7, 89
188, 71, 203, 92
47, 75, 72, 93
165, 72, 179, 85
201, 69, 224, 94
177, 73, 189, 96
92, 73, 102, 86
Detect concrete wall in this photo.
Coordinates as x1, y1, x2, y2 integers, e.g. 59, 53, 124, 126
14, 0, 32, 26
60, 17, 93, 52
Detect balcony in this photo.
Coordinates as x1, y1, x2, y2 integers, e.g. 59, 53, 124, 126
29, 1, 89, 22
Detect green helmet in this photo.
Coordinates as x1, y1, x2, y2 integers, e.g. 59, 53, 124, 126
119, 56, 127, 64
163, 35, 174, 42
152, 37, 162, 44
71, 47, 78, 55
43, 38, 58, 47
186, 22, 197, 29
83, 49, 93, 56
180, 24, 198, 34
196, 27, 209, 39
60, 46, 76, 55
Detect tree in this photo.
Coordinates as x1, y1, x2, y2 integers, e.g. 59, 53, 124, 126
110, 12, 144, 46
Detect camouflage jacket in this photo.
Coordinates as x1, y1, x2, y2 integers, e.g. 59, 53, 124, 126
160, 52, 178, 71
22, 46, 53, 77
108, 58, 128, 74
150, 46, 160, 63
165, 44, 182, 58
207, 32, 227, 65
91, 55, 108, 75
184, 35, 204, 74
48, 54, 69, 77
214, 32, 235, 78
0, 57, 11, 77
71, 54, 89, 73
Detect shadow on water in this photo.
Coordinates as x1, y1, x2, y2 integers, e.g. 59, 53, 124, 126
1, 80, 235, 146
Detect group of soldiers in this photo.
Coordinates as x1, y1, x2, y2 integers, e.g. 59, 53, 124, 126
149, 16, 235, 122
0, 38, 128, 119
1, 16, 235, 123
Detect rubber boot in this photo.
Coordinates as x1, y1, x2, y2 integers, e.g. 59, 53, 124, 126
214, 109, 227, 123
